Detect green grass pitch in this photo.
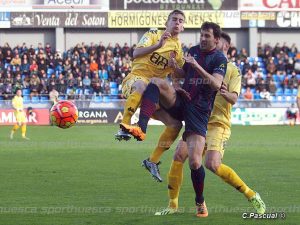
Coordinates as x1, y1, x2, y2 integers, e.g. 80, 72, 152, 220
0, 125, 299, 225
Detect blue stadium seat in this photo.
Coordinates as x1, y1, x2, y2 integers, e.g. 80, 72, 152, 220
275, 88, 283, 95
255, 57, 263, 62
94, 95, 103, 102
284, 88, 292, 96
4, 63, 11, 69
272, 74, 279, 82
274, 81, 281, 89
40, 96, 49, 102
47, 68, 54, 75
23, 95, 30, 103
31, 96, 40, 103
66, 88, 73, 95
269, 95, 276, 102
110, 88, 119, 95
285, 96, 292, 103
75, 88, 83, 95
248, 57, 255, 63
103, 95, 110, 102
58, 95, 66, 100
22, 88, 30, 96
254, 93, 261, 100
292, 88, 298, 96
109, 82, 118, 89
84, 89, 90, 95
276, 95, 284, 102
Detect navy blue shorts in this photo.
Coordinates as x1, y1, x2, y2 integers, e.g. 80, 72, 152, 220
162, 92, 209, 140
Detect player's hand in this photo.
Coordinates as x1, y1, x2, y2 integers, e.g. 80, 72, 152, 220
220, 82, 228, 96
184, 54, 198, 68
158, 32, 171, 48
168, 51, 177, 69
175, 86, 191, 101
18, 109, 23, 112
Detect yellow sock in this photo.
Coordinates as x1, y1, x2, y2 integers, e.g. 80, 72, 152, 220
12, 124, 20, 132
215, 164, 255, 200
121, 91, 142, 125
21, 124, 27, 137
149, 127, 180, 163
168, 160, 183, 209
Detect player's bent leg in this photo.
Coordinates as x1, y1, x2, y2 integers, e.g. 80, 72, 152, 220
149, 109, 182, 162
205, 151, 265, 214
116, 79, 147, 141
150, 77, 177, 109
142, 109, 182, 181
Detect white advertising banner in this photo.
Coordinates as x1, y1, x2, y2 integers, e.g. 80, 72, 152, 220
0, 0, 109, 11
231, 108, 299, 125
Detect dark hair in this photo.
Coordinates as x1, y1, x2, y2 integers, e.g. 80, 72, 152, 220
221, 32, 231, 45
201, 22, 221, 39
167, 9, 185, 21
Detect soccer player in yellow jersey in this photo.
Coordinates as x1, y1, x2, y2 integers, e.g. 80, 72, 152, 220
115, 9, 185, 141
154, 32, 266, 216
10, 89, 29, 140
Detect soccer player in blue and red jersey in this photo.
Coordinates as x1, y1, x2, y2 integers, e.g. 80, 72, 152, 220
123, 22, 227, 216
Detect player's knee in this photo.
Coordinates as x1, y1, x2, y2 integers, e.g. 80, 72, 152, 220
173, 151, 186, 163
150, 78, 168, 90
134, 81, 147, 94
189, 159, 201, 170
205, 159, 221, 173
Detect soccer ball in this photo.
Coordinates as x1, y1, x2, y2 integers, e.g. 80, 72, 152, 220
50, 100, 78, 129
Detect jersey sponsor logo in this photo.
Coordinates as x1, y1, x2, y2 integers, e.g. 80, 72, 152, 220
138, 36, 149, 46
150, 52, 168, 69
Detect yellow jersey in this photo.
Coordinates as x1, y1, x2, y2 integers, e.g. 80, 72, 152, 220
208, 62, 241, 129
297, 85, 300, 98
12, 95, 24, 112
130, 28, 184, 79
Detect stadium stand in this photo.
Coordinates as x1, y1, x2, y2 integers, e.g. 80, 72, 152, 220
0, 42, 299, 104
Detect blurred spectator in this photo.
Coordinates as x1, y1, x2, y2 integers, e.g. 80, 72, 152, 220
265, 73, 277, 94
243, 87, 253, 100
29, 73, 40, 98
245, 70, 256, 88
83, 74, 91, 89
49, 87, 59, 104
91, 73, 102, 95
260, 88, 270, 100
266, 58, 276, 74
90, 58, 99, 73
11, 54, 21, 66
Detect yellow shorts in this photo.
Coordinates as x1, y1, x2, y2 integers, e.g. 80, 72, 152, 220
121, 73, 150, 98
14, 111, 27, 124
204, 124, 231, 158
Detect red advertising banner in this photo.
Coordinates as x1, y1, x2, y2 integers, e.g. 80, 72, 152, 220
240, 0, 300, 11
0, 109, 50, 125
